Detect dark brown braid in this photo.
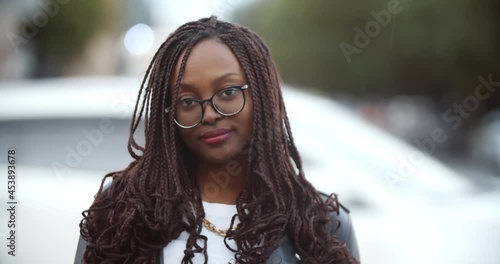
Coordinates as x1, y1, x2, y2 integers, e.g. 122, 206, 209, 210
79, 16, 359, 264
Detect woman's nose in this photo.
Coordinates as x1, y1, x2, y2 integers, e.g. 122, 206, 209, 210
201, 102, 222, 125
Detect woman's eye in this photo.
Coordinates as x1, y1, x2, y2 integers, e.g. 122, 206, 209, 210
221, 88, 237, 97
180, 99, 195, 107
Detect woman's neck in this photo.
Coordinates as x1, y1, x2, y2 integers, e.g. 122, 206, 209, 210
195, 156, 247, 205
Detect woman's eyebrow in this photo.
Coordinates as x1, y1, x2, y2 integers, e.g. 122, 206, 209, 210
178, 82, 196, 91
178, 72, 241, 92
210, 72, 240, 86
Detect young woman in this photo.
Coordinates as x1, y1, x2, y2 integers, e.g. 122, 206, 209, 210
75, 16, 360, 264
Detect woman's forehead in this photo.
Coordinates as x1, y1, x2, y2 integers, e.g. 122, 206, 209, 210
169, 38, 246, 90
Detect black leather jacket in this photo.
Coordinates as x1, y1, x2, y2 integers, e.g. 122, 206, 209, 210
74, 192, 360, 263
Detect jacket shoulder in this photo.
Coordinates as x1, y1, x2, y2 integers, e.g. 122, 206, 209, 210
318, 191, 360, 261
74, 180, 114, 264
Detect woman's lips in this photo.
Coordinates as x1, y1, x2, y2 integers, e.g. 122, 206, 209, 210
200, 129, 232, 145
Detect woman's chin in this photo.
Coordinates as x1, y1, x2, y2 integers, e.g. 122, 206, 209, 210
197, 150, 243, 165
203, 154, 237, 165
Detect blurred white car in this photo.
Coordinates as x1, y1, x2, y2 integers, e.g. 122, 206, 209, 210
470, 110, 500, 172
1, 77, 499, 264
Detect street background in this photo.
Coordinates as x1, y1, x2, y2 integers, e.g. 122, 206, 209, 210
0, 1, 499, 263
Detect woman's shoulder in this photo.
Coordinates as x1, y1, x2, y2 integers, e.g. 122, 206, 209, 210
317, 190, 352, 217
317, 191, 360, 261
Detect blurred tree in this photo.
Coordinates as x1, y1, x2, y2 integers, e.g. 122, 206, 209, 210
20, 0, 106, 77
233, 0, 500, 112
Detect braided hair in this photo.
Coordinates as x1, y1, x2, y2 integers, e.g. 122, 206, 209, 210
80, 16, 359, 264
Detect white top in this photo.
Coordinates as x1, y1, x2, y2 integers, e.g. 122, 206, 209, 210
162, 201, 240, 263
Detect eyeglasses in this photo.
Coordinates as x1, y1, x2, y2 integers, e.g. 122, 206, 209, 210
165, 84, 249, 128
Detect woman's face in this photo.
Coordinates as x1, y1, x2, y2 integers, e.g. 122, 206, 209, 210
169, 38, 253, 164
